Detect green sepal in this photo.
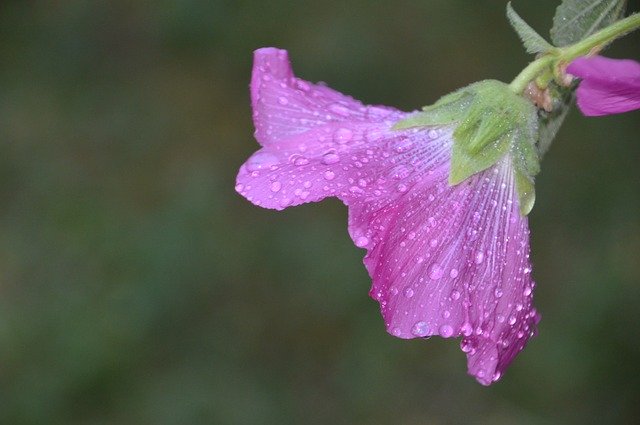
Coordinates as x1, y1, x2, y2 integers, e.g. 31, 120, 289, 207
550, 0, 627, 47
393, 90, 473, 129
515, 170, 536, 216
506, 2, 555, 54
394, 80, 541, 215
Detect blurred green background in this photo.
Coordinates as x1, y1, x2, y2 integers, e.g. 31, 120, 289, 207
1, 1, 639, 424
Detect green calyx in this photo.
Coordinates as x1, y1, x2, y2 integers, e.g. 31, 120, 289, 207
394, 80, 540, 216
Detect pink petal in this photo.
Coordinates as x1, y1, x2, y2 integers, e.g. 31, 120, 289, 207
235, 124, 452, 211
351, 156, 539, 385
567, 56, 640, 116
250, 47, 400, 146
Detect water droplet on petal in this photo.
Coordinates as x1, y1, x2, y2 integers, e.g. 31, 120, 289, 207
329, 103, 351, 117
246, 151, 279, 172
449, 269, 459, 279
508, 315, 517, 325
322, 152, 340, 164
270, 181, 281, 192
334, 127, 353, 143
278, 96, 288, 105
523, 286, 532, 296
411, 321, 430, 337
293, 156, 309, 166
392, 327, 402, 336
460, 337, 475, 353
460, 322, 473, 336
474, 251, 485, 264
323, 170, 335, 180
439, 324, 454, 337
355, 236, 369, 247
397, 183, 408, 193
494, 288, 503, 298
403, 287, 414, 298
429, 264, 444, 280
279, 197, 292, 208
450, 289, 461, 300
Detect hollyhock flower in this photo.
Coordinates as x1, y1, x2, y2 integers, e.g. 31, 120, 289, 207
567, 55, 640, 116
236, 47, 540, 385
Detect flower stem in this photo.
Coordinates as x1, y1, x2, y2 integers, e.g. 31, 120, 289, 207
562, 13, 640, 61
509, 56, 555, 94
509, 13, 640, 94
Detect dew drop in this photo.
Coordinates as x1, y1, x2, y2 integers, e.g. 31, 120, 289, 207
270, 181, 281, 192
523, 286, 532, 296
397, 183, 408, 193
474, 251, 485, 264
293, 156, 309, 166
323, 170, 336, 180
460, 337, 475, 353
411, 321, 430, 337
439, 324, 454, 338
279, 197, 292, 208
278, 96, 289, 105
246, 151, 279, 172
355, 236, 369, 247
329, 103, 351, 117
322, 152, 340, 164
494, 288, 503, 298
450, 289, 461, 300
403, 287, 415, 298
449, 268, 459, 279
429, 264, 444, 280
460, 322, 473, 336
334, 127, 353, 143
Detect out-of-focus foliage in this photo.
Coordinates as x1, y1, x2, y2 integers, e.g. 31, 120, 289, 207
0, 1, 638, 424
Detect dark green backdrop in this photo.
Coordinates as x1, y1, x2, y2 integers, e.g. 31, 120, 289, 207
1, 1, 639, 424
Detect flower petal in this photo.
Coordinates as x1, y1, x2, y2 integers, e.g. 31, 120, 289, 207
567, 56, 640, 116
350, 156, 539, 385
239, 48, 452, 211
250, 47, 399, 145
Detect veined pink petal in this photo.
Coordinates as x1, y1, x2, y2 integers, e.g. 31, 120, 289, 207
567, 56, 640, 116
250, 47, 399, 146
351, 157, 539, 385
237, 47, 540, 385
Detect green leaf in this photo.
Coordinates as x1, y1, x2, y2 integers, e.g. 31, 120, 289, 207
506, 2, 555, 54
550, 0, 627, 46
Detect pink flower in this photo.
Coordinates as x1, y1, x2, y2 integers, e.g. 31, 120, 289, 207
236, 47, 540, 385
567, 55, 640, 116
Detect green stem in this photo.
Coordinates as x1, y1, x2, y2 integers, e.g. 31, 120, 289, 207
562, 13, 640, 62
509, 56, 555, 94
509, 13, 640, 94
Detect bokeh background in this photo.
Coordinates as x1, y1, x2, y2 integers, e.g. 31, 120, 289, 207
1, 1, 639, 424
